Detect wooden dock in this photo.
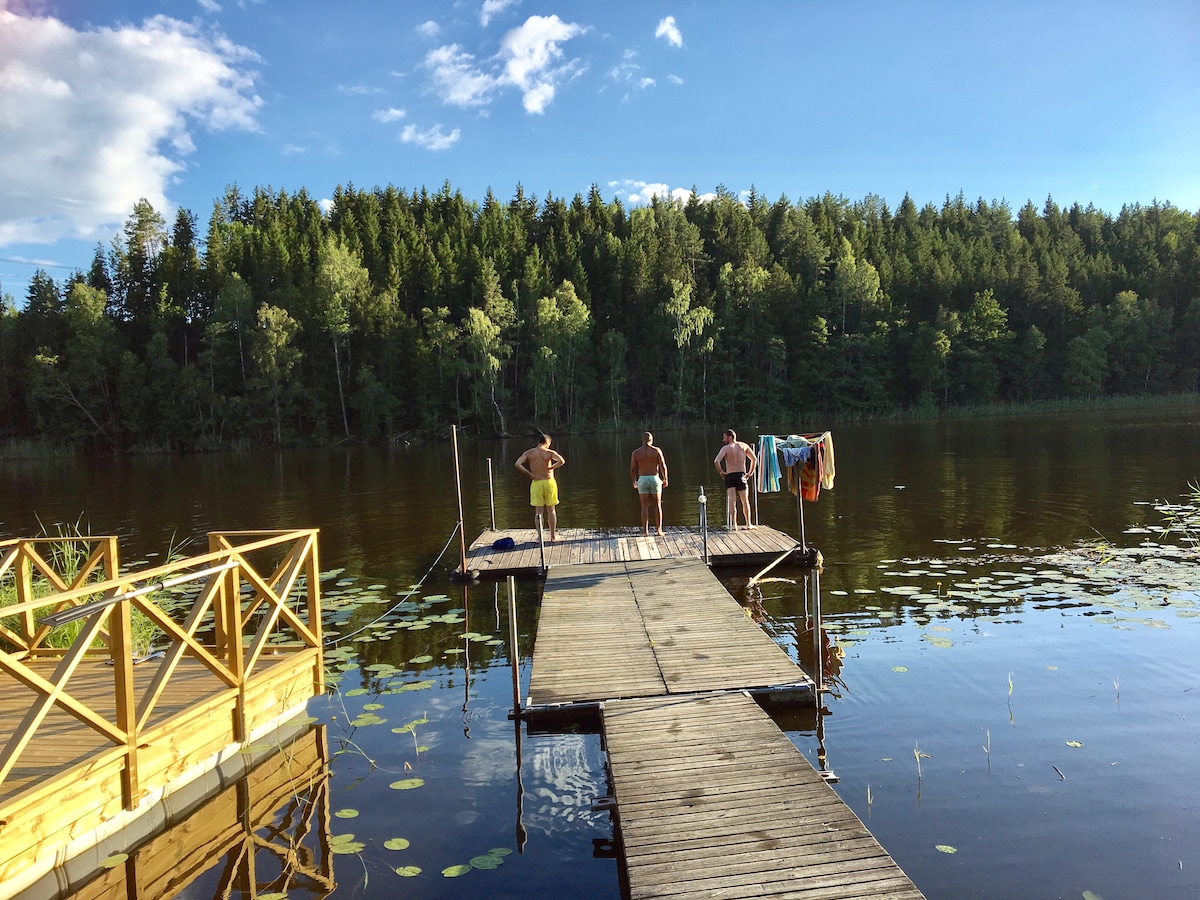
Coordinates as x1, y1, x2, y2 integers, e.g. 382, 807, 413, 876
604, 692, 925, 899
0, 531, 326, 898
526, 558, 813, 713
468, 525, 803, 575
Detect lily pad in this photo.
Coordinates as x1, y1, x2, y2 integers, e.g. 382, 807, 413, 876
488, 847, 513, 857
330, 834, 365, 854
395, 865, 422, 877
442, 864, 472, 877
409, 655, 434, 664
1066, 740, 1083, 748
470, 854, 502, 869
390, 778, 425, 790
384, 837, 411, 851
334, 808, 359, 818
935, 844, 958, 854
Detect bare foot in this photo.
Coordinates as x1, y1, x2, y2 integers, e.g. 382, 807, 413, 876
746, 523, 758, 529
656, 530, 665, 537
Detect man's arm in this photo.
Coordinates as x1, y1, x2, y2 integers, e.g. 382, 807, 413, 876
549, 449, 565, 470
744, 443, 758, 477
515, 450, 532, 479
630, 451, 639, 486
713, 446, 725, 474
657, 449, 669, 486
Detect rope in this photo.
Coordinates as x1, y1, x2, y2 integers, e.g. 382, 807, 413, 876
323, 520, 462, 647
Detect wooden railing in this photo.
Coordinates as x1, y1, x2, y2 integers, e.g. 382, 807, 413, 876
0, 529, 323, 810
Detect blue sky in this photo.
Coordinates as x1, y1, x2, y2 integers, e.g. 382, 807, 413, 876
2, 0, 1198, 302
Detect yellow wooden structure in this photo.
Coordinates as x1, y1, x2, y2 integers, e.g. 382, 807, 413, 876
0, 530, 325, 898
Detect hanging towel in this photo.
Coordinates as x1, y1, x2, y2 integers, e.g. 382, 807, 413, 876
820, 432, 836, 490
781, 445, 809, 467
756, 435, 781, 492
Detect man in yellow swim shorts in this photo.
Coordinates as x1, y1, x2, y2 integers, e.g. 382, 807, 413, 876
515, 433, 566, 541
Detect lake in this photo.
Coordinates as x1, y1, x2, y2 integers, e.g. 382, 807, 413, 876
3, 404, 1199, 899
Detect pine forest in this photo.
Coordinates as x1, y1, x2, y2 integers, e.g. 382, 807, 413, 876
2, 182, 1198, 452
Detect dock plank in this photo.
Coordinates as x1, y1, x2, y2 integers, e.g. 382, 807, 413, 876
466, 526, 802, 575
603, 693, 924, 900
526, 559, 811, 711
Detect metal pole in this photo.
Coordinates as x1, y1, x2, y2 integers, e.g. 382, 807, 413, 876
487, 457, 496, 531
797, 488, 807, 551
698, 487, 709, 565
812, 566, 823, 695
452, 424, 469, 576
536, 513, 546, 573
507, 576, 521, 715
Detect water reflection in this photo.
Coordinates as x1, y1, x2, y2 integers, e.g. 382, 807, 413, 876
20, 726, 333, 900
4, 405, 1199, 899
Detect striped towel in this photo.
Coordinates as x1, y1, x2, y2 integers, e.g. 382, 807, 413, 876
756, 435, 781, 492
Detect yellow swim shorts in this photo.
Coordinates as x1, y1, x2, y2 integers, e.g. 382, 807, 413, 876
530, 478, 559, 507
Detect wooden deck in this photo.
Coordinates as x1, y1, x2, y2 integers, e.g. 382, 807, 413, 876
0, 530, 326, 899
604, 692, 925, 899
467, 525, 803, 575
526, 558, 812, 713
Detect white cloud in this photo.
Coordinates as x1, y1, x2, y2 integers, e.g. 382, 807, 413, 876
338, 83, 383, 95
0, 9, 261, 246
424, 43, 500, 107
372, 107, 406, 123
668, 73, 684, 85
400, 123, 461, 151
480, 0, 520, 27
281, 143, 306, 155
416, 20, 439, 38
655, 16, 683, 48
609, 180, 713, 206
423, 15, 585, 115
197, 0, 222, 12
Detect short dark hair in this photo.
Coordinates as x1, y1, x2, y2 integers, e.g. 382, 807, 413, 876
724, 429, 736, 440
643, 431, 653, 443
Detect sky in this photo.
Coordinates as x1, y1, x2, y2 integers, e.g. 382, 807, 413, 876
1, 0, 1198, 302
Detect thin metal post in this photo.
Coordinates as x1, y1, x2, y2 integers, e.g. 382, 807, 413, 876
507, 576, 521, 715
452, 424, 469, 576
698, 487, 709, 565
811, 566, 823, 695
797, 488, 807, 551
535, 513, 546, 573
487, 457, 496, 531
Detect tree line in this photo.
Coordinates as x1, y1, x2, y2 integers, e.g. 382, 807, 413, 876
1, 182, 1197, 451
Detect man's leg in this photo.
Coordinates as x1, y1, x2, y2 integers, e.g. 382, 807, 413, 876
740, 488, 754, 528
651, 491, 664, 536
726, 487, 738, 527
545, 505, 557, 540
639, 494, 650, 535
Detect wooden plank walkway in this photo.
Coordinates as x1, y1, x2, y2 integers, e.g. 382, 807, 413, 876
604, 692, 925, 899
526, 558, 812, 711
467, 525, 802, 575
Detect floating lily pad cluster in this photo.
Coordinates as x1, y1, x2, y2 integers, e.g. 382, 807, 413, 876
318, 572, 506, 690
817, 496, 1199, 640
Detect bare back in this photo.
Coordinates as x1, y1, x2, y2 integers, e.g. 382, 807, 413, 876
715, 441, 753, 474
516, 445, 564, 480
631, 445, 666, 476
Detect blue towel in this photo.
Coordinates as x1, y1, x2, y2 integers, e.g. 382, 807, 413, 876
756, 435, 782, 492
491, 536, 516, 550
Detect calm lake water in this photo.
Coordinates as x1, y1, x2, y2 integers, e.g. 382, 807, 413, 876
4, 404, 1200, 899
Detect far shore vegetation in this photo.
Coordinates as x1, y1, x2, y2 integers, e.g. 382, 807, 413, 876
2, 183, 1197, 455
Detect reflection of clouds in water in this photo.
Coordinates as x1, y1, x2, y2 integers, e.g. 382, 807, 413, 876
522, 734, 606, 836
460, 738, 515, 787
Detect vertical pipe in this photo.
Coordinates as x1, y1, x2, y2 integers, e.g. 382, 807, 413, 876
507, 576, 521, 715
797, 488, 807, 551
536, 513, 546, 573
812, 565, 823, 696
487, 457, 496, 531
698, 487, 708, 565
452, 424, 469, 576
